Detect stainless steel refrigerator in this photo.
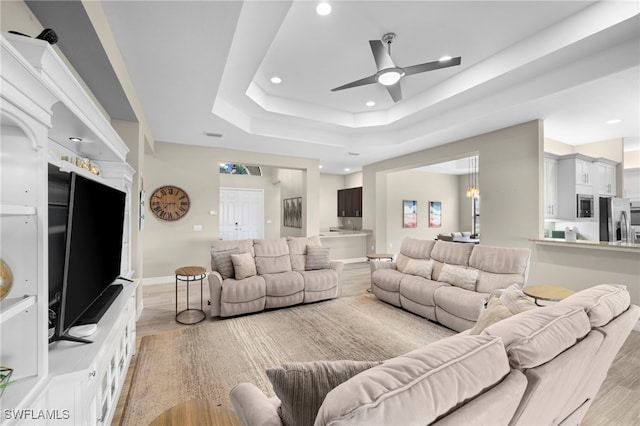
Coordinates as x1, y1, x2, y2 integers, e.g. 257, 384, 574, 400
599, 197, 631, 242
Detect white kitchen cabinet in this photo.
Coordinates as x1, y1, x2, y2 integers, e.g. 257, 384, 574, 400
575, 158, 593, 186
557, 154, 595, 221
544, 156, 559, 218
594, 160, 617, 196
1, 33, 136, 425
624, 168, 640, 201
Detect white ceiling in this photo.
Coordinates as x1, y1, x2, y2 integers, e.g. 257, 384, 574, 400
91, 1, 640, 174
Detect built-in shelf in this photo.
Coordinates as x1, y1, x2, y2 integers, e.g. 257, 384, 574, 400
0, 295, 37, 324
58, 160, 103, 182
0, 205, 37, 216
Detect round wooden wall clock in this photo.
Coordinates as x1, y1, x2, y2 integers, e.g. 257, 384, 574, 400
150, 185, 190, 221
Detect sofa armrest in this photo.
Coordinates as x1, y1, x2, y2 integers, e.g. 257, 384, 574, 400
208, 271, 223, 317
330, 260, 344, 274
330, 261, 344, 297
370, 260, 397, 274
230, 383, 282, 426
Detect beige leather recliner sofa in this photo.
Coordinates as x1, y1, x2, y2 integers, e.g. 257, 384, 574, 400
370, 237, 531, 331
208, 237, 343, 317
230, 284, 639, 425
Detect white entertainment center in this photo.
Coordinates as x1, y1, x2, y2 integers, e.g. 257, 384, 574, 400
1, 33, 137, 425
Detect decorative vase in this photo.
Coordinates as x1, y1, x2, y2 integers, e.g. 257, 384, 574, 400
0, 259, 13, 301
0, 366, 12, 398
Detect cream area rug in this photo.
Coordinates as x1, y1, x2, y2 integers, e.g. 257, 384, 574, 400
122, 293, 455, 425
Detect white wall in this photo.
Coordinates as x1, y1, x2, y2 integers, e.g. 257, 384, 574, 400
364, 120, 542, 252
625, 150, 640, 169
545, 138, 623, 162
274, 168, 304, 237
319, 174, 343, 231
385, 170, 459, 251
143, 142, 320, 277
344, 172, 363, 188
458, 175, 475, 233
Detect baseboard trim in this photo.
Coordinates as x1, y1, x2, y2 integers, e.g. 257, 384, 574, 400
142, 275, 175, 286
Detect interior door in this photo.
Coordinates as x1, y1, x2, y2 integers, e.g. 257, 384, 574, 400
219, 188, 264, 240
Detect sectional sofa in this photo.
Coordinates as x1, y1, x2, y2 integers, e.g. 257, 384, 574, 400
370, 237, 531, 331
230, 284, 639, 425
208, 237, 343, 317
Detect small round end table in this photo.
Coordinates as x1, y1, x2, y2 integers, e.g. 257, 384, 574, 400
150, 399, 241, 426
175, 266, 207, 325
366, 253, 394, 262
523, 284, 575, 306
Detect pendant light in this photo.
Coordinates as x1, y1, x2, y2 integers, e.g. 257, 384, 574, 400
465, 156, 479, 198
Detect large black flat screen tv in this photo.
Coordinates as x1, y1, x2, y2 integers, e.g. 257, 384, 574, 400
50, 172, 126, 344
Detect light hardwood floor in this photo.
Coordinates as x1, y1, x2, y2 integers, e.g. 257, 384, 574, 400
114, 263, 640, 425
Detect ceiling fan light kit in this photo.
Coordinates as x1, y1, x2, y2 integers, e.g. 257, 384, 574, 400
331, 32, 461, 102
376, 68, 405, 86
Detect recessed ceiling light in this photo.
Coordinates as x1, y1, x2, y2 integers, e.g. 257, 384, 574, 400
316, 2, 332, 16
365, 101, 376, 107
606, 119, 622, 124
69, 137, 83, 142
344, 168, 351, 172
439, 55, 452, 62
270, 76, 282, 84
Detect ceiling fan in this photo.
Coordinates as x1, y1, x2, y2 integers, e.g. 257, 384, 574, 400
331, 32, 461, 103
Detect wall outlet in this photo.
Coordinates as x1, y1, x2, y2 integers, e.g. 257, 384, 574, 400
209, 210, 217, 216
193, 225, 203, 231
266, 219, 273, 224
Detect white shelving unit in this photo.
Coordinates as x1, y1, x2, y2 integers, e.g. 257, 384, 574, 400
1, 33, 136, 425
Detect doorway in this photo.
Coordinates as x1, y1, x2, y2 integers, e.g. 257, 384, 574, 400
219, 188, 264, 240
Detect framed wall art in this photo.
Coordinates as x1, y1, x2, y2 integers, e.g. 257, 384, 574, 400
403, 200, 417, 228
429, 201, 442, 228
284, 197, 302, 228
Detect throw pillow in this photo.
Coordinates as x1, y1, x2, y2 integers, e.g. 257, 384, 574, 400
469, 297, 513, 335
255, 255, 293, 275
266, 360, 381, 426
231, 252, 257, 280
211, 248, 239, 279
437, 263, 478, 291
469, 284, 537, 335
400, 258, 434, 279
306, 247, 331, 271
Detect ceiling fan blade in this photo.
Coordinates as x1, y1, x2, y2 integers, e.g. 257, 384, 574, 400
369, 40, 396, 71
331, 74, 377, 91
403, 56, 462, 77
386, 83, 402, 103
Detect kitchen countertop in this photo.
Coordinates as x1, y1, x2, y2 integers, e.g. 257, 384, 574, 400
531, 238, 640, 253
319, 230, 369, 238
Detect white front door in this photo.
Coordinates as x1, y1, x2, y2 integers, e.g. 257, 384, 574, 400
219, 188, 264, 240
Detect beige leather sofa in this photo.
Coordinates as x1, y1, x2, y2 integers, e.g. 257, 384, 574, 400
371, 237, 531, 331
208, 237, 343, 317
230, 284, 639, 426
